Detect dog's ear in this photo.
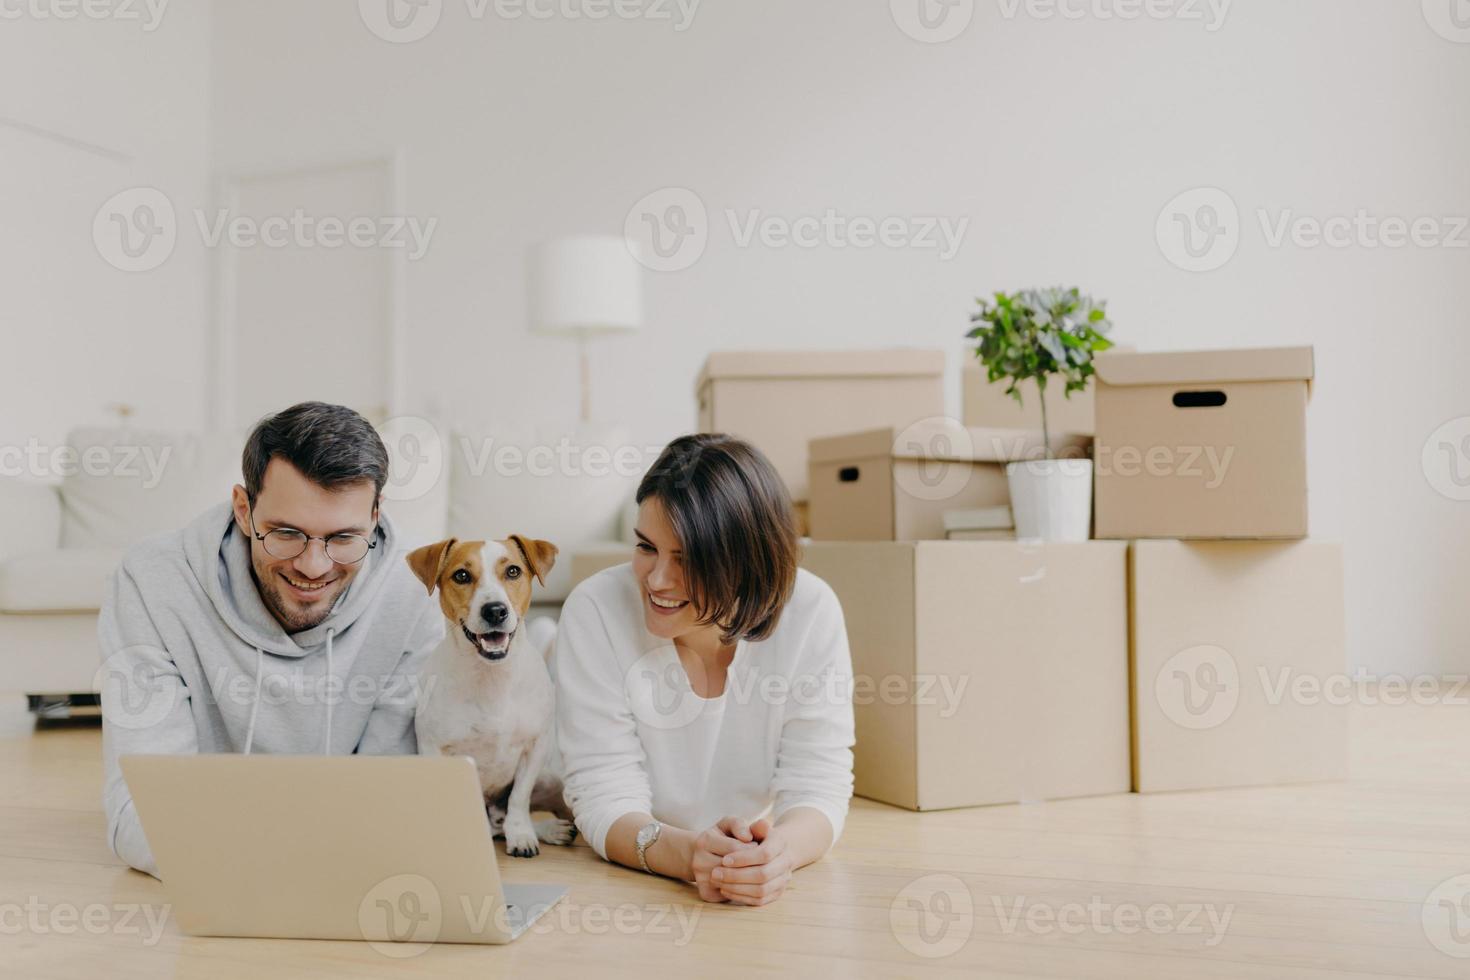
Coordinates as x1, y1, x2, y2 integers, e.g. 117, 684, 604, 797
508, 535, 558, 587
405, 538, 457, 594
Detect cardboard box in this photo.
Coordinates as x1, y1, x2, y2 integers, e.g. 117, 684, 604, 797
696, 350, 945, 502
962, 361, 1096, 434
807, 422, 1090, 541
802, 541, 1131, 810
943, 506, 1013, 539
1130, 539, 1347, 793
1093, 346, 1314, 539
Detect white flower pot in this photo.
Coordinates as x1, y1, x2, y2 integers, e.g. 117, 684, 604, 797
1006, 459, 1093, 542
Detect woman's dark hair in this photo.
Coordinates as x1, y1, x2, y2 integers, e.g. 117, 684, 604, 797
636, 433, 799, 644
242, 401, 389, 505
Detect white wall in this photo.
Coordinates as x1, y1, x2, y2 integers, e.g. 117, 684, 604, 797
0, 3, 212, 450
11, 0, 1464, 675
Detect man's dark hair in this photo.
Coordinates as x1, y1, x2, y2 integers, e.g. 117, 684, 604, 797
636, 433, 799, 644
242, 402, 389, 505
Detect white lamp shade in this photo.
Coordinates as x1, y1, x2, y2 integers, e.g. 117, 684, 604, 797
527, 235, 642, 336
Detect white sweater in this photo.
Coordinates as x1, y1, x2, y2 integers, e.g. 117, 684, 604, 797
553, 564, 855, 860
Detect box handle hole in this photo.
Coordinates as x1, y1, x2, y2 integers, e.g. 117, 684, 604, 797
839, 466, 861, 483
1172, 390, 1227, 408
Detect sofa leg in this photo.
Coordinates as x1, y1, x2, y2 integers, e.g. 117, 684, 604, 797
26, 694, 101, 721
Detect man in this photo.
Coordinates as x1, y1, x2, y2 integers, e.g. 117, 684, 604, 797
100, 402, 443, 877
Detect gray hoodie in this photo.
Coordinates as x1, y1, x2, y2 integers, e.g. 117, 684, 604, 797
100, 501, 444, 877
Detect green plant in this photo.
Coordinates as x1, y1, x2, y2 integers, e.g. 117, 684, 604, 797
967, 287, 1114, 458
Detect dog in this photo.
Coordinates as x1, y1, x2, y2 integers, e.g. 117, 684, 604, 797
407, 535, 576, 857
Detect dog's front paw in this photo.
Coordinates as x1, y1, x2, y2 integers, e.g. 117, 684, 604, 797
504, 816, 540, 858
535, 817, 578, 847
505, 832, 541, 858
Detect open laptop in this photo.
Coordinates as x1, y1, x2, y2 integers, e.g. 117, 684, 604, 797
120, 754, 567, 945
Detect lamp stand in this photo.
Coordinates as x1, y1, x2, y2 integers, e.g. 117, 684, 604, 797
577, 330, 591, 423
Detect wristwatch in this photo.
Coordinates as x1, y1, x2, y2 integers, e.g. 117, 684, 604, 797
634, 820, 663, 874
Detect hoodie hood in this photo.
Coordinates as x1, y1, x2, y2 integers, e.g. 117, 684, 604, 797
183, 501, 400, 658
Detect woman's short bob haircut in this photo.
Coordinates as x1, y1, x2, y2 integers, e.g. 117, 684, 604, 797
636, 433, 799, 645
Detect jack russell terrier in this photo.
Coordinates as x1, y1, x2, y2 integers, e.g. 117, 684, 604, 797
407, 535, 576, 857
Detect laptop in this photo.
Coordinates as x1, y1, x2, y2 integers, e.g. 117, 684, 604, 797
120, 754, 567, 945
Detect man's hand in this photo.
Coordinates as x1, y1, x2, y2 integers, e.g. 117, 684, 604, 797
711, 818, 793, 907
689, 817, 759, 903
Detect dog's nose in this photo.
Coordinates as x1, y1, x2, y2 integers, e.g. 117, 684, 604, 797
482, 601, 509, 627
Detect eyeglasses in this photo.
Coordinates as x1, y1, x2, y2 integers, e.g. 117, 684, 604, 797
247, 508, 378, 565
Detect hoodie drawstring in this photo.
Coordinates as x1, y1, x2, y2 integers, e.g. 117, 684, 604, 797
241, 630, 335, 756
323, 628, 335, 755
243, 646, 265, 755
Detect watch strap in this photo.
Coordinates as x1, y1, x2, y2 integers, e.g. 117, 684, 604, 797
635, 820, 662, 874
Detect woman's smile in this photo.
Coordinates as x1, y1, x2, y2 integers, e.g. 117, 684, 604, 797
646, 591, 689, 615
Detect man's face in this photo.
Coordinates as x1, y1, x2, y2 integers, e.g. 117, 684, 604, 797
230, 458, 378, 634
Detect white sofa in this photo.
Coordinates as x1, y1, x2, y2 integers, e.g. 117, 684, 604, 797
0, 422, 640, 714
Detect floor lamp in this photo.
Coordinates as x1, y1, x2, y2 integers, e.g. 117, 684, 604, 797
527, 236, 643, 423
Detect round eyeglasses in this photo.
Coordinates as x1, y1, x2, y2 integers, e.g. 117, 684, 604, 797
248, 509, 378, 565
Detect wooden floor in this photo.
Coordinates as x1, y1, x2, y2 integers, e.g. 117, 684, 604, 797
2, 694, 1468, 979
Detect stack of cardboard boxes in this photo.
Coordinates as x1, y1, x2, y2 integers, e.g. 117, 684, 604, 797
1091, 347, 1345, 794
696, 346, 1345, 811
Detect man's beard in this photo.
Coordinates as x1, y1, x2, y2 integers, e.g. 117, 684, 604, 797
253, 561, 345, 634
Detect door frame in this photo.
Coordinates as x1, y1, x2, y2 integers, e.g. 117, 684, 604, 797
207, 149, 408, 430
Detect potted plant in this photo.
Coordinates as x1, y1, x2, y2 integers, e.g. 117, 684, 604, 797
967, 287, 1113, 541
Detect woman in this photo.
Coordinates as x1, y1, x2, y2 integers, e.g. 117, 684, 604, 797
554, 433, 855, 906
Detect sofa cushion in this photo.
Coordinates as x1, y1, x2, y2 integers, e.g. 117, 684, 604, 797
59, 427, 244, 549
0, 548, 125, 613
0, 477, 62, 560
